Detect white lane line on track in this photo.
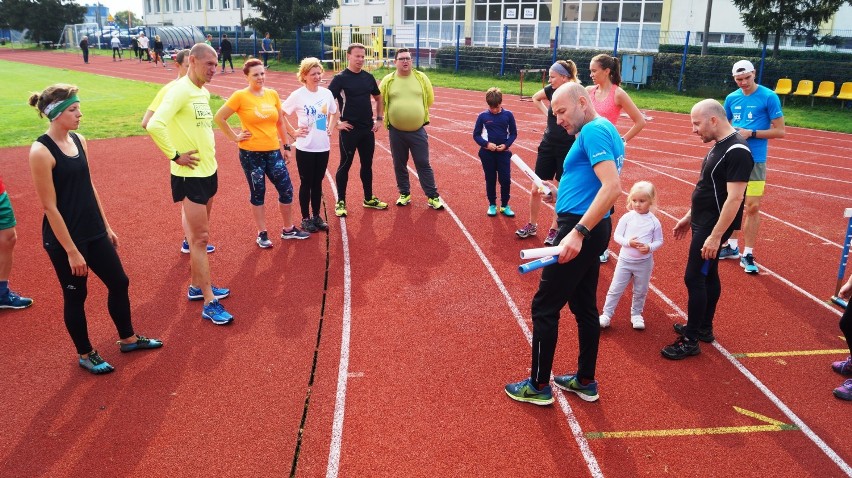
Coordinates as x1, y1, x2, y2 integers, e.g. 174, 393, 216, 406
405, 138, 605, 478
644, 275, 850, 474
427, 130, 846, 474
326, 171, 351, 478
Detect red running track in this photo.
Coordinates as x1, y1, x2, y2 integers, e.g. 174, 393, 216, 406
1, 49, 850, 477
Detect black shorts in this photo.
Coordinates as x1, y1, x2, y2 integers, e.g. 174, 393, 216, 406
535, 141, 571, 182
171, 172, 218, 205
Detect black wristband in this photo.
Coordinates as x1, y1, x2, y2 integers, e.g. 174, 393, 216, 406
750, 130, 757, 139
171, 151, 180, 162
574, 223, 591, 239
283, 144, 291, 151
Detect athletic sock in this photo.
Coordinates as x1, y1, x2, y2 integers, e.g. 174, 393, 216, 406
579, 378, 594, 386
743, 247, 754, 256
728, 239, 739, 249
0, 280, 8, 297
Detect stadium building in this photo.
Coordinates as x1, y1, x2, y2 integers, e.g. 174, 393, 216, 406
143, 0, 852, 51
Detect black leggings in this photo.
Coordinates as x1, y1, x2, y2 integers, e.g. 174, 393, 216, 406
296, 149, 329, 219
46, 235, 134, 355
682, 225, 733, 338
336, 128, 375, 202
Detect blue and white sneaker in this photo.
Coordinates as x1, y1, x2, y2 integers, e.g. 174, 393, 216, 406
187, 284, 230, 301
718, 244, 740, 260
202, 299, 233, 325
740, 253, 759, 274
181, 239, 216, 254
0, 290, 33, 309
78, 350, 115, 374
504, 378, 554, 405
554, 373, 600, 402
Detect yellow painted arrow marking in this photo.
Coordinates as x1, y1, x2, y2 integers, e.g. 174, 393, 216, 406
585, 406, 798, 439
732, 349, 849, 358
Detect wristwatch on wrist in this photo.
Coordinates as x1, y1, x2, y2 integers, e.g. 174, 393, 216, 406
283, 144, 291, 151
375, 116, 383, 121
750, 130, 757, 139
171, 151, 180, 162
573, 223, 591, 239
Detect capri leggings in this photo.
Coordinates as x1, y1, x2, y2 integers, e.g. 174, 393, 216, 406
295, 149, 330, 219
46, 235, 134, 355
238, 149, 294, 206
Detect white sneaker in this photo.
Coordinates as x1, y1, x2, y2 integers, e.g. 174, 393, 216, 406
631, 315, 645, 330
599, 314, 612, 328
599, 250, 610, 263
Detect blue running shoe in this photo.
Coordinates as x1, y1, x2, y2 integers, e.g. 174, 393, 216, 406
500, 205, 515, 217
487, 205, 498, 217
740, 253, 759, 274
118, 334, 164, 353
718, 244, 740, 259
504, 378, 554, 405
0, 290, 33, 309
554, 373, 599, 402
181, 239, 216, 254
188, 284, 230, 301
202, 299, 234, 325
79, 350, 115, 374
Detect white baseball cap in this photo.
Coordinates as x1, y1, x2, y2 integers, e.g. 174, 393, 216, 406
732, 60, 755, 76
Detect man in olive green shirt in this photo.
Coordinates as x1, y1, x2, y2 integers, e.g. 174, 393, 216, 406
378, 48, 443, 209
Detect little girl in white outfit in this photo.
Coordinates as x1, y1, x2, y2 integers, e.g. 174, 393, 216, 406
600, 181, 663, 330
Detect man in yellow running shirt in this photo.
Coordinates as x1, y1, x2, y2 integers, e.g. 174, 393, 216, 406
146, 43, 233, 325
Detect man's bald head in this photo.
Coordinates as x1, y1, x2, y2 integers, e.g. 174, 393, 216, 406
190, 42, 217, 60
551, 82, 596, 136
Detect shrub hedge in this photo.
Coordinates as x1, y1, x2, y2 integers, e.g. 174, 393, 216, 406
436, 45, 852, 96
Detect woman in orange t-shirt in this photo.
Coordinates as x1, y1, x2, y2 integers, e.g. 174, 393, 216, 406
214, 58, 309, 248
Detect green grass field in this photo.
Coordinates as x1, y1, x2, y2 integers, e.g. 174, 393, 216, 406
0, 59, 228, 148
1, 57, 849, 149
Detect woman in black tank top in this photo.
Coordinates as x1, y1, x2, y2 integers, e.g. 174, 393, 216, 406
28, 84, 162, 375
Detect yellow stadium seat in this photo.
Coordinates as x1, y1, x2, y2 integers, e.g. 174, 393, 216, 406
837, 82, 852, 109
792, 80, 814, 100
774, 78, 792, 95
811, 81, 835, 106
774, 78, 792, 105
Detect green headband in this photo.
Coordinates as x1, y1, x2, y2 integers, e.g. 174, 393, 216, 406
45, 95, 79, 121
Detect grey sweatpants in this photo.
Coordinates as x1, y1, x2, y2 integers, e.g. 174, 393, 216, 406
601, 255, 654, 319
388, 126, 439, 199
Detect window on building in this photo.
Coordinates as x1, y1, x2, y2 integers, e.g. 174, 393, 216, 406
155, 0, 161, 13
600, 2, 619, 22
185, 0, 192, 10
643, 2, 662, 22
146, 0, 152, 13
208, 0, 215, 10
343, 0, 359, 4
165, 0, 170, 12
175, 0, 181, 11
222, 0, 230, 9
724, 33, 744, 44
580, 1, 598, 22
621, 2, 640, 22
196, 0, 202, 10
373, 15, 383, 23
367, 0, 385, 4
563, 2, 579, 21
